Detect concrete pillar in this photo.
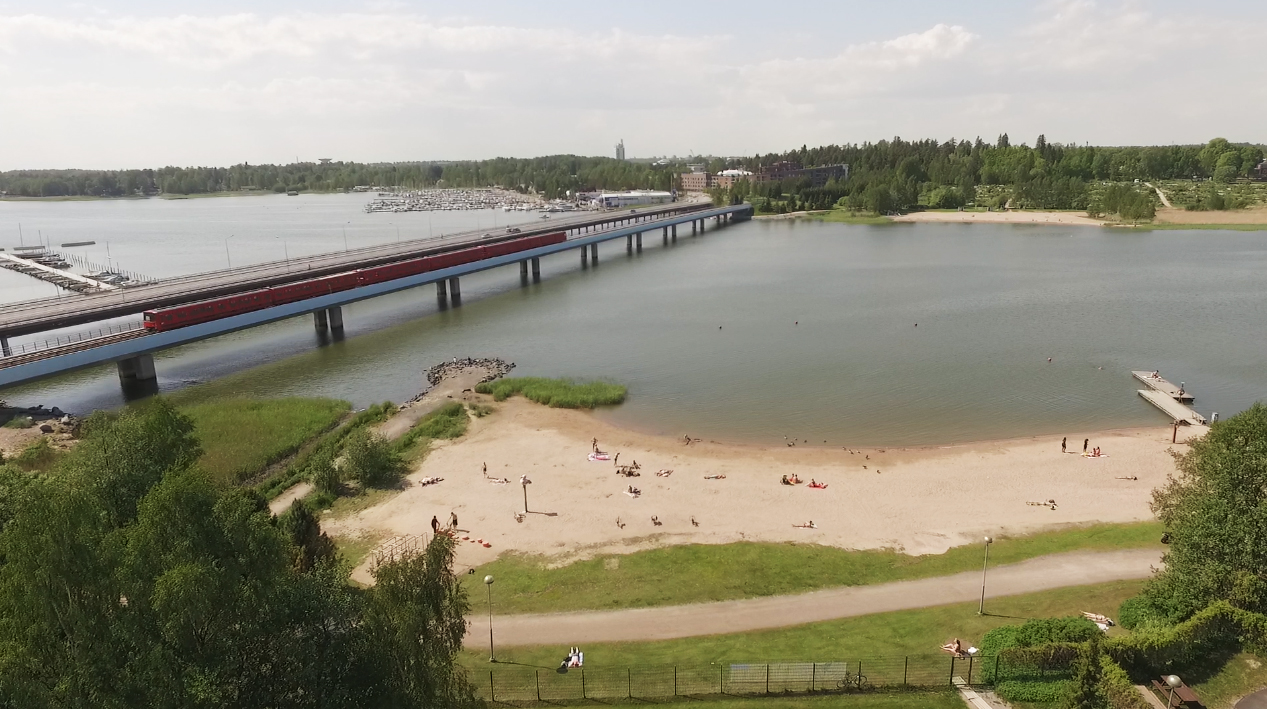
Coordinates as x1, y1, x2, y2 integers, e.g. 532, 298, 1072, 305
626, 234, 633, 252
672, 224, 677, 238
520, 260, 529, 278
692, 221, 697, 235
436, 279, 447, 299
314, 309, 329, 331
327, 306, 343, 331
448, 277, 461, 299
0, 336, 10, 358
636, 232, 642, 250
531, 257, 540, 279
590, 243, 598, 263
117, 353, 156, 383
581, 245, 589, 265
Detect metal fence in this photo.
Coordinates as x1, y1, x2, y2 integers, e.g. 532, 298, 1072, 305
475, 654, 999, 705
2, 320, 144, 358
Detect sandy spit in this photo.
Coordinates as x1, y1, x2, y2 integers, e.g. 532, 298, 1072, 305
892, 211, 1106, 226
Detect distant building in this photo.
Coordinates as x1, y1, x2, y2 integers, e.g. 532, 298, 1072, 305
318, 158, 333, 164
712, 169, 754, 189
592, 190, 673, 208
680, 168, 711, 193
755, 162, 848, 187
1255, 160, 1267, 181
615, 140, 626, 161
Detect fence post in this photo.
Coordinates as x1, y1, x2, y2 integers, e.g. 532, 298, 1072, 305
904, 656, 909, 687
968, 656, 974, 686
581, 669, 586, 700
812, 662, 816, 692
950, 656, 956, 685
766, 664, 770, 695
536, 670, 541, 702
489, 670, 494, 703
993, 656, 1000, 685
627, 668, 632, 699
719, 665, 724, 694
858, 661, 863, 689
674, 666, 678, 696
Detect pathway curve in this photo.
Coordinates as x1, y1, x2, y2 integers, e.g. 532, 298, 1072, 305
466, 548, 1162, 647
1145, 182, 1174, 208
1236, 688, 1267, 709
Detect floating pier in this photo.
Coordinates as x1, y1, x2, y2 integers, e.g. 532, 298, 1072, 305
1132, 370, 1194, 402
1137, 389, 1207, 426
0, 252, 117, 293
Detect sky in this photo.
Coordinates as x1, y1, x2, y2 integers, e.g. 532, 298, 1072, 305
0, 0, 1264, 169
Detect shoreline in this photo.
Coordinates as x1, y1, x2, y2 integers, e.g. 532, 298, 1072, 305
325, 397, 1195, 581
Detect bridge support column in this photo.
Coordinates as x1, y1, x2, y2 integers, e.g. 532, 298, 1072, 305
692, 221, 697, 235
626, 234, 633, 252
590, 243, 598, 264
326, 306, 343, 331
314, 309, 329, 331
672, 224, 677, 238
117, 353, 156, 384
581, 245, 589, 266
448, 277, 461, 301
531, 257, 540, 280
0, 336, 9, 358
520, 260, 529, 279
636, 232, 642, 251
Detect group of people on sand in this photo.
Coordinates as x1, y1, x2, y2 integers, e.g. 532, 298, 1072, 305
1061, 437, 1101, 456
430, 512, 459, 535
780, 474, 803, 485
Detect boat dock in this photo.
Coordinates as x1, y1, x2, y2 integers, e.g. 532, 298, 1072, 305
0, 252, 117, 293
1137, 389, 1207, 426
1132, 371, 1194, 402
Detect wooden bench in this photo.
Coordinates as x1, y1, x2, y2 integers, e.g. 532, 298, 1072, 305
1151, 678, 1206, 708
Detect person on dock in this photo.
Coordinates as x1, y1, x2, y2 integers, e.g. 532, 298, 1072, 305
1083, 439, 1089, 454
1061, 437, 1067, 454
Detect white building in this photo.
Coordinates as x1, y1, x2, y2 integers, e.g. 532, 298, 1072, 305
592, 190, 673, 208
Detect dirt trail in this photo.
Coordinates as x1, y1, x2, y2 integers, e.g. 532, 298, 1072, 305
269, 482, 312, 515
377, 366, 495, 440
1144, 182, 1173, 208
464, 548, 1161, 647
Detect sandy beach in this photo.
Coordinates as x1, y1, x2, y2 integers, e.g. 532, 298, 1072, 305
325, 398, 1195, 583
1154, 207, 1267, 225
891, 210, 1105, 226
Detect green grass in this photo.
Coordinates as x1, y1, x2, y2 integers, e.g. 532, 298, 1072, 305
179, 397, 350, 485
2, 416, 34, 429
466, 580, 1146, 669
804, 210, 894, 225
9, 438, 59, 472
394, 402, 469, 459
255, 402, 396, 499
334, 530, 387, 571
494, 692, 967, 709
1189, 653, 1267, 709
463, 522, 1163, 614
475, 377, 627, 409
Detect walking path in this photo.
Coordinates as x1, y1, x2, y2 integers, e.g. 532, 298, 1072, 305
1237, 688, 1267, 709
466, 548, 1162, 647
1145, 182, 1174, 208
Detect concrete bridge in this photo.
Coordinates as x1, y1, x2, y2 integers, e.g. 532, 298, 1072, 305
0, 202, 752, 392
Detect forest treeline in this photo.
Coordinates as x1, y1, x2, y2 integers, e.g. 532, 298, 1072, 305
1, 136, 1261, 218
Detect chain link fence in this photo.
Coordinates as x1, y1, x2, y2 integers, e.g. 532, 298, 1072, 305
475, 654, 999, 705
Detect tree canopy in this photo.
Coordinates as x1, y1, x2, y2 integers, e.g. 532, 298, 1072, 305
0, 399, 475, 708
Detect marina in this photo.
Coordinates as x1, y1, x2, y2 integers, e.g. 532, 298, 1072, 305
364, 188, 543, 214
0, 247, 152, 293
1132, 370, 1194, 402
1137, 389, 1208, 426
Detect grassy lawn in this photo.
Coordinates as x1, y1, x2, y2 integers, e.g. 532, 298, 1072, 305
465, 579, 1146, 669
462, 522, 1162, 614
1190, 652, 1267, 709
179, 397, 350, 485
487, 691, 967, 709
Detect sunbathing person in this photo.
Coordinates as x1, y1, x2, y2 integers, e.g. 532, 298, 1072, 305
807, 480, 828, 489
781, 475, 792, 485
941, 639, 964, 656
788, 474, 802, 484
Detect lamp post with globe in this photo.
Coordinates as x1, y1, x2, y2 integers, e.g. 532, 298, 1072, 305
484, 575, 496, 662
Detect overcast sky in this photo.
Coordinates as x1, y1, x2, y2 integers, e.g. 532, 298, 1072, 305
1, 0, 1264, 169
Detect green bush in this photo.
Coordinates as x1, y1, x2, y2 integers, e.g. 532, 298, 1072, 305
1099, 656, 1151, 709
1118, 595, 1170, 630
981, 616, 1101, 655
996, 679, 1072, 703
255, 401, 394, 500
474, 377, 626, 409
2, 416, 34, 429
309, 450, 340, 497
342, 429, 406, 489
10, 438, 57, 472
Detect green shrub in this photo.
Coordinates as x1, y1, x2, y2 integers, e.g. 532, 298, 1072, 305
309, 450, 340, 497
474, 377, 626, 409
255, 401, 395, 500
468, 403, 494, 418
1099, 656, 1151, 709
996, 679, 1072, 703
981, 616, 1101, 655
342, 429, 406, 489
2, 416, 34, 429
10, 438, 57, 472
1118, 595, 1171, 630
394, 402, 468, 458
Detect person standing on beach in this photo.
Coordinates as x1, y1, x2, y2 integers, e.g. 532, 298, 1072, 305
431, 516, 440, 534
1061, 437, 1067, 454
1083, 439, 1089, 454
482, 462, 487, 477
592, 438, 599, 453
449, 511, 458, 530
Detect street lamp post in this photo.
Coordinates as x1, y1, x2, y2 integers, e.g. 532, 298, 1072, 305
484, 575, 496, 662
1165, 675, 1182, 708
978, 536, 993, 615
224, 235, 235, 269
520, 475, 532, 513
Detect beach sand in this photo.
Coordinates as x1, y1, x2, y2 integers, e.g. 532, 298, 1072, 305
1154, 207, 1267, 225
324, 399, 1196, 583
892, 211, 1105, 226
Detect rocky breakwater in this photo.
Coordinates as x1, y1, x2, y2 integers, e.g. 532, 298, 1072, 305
426, 357, 514, 387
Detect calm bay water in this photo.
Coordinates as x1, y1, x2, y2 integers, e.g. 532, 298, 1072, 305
3, 195, 1266, 446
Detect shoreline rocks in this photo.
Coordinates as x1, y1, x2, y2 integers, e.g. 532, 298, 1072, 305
402, 357, 515, 405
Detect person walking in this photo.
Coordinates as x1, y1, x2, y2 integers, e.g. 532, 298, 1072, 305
431, 515, 440, 534
1061, 437, 1067, 454
449, 511, 458, 530
1083, 439, 1089, 454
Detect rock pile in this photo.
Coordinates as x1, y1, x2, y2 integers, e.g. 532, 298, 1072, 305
425, 357, 514, 387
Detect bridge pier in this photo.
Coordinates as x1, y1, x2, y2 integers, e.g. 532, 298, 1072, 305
590, 243, 598, 264
636, 232, 642, 251
672, 224, 677, 239
531, 257, 540, 280
117, 353, 156, 384
581, 245, 589, 266
626, 234, 632, 253
314, 309, 328, 331
327, 306, 343, 332
520, 260, 529, 281
448, 277, 461, 302
692, 220, 697, 235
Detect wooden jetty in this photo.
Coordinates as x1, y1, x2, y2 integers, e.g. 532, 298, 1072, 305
1132, 371, 1194, 402
1137, 389, 1207, 426
0, 253, 117, 293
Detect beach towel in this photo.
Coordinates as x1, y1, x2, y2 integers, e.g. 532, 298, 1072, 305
588, 453, 611, 462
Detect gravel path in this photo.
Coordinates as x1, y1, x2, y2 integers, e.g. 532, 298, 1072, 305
465, 548, 1162, 647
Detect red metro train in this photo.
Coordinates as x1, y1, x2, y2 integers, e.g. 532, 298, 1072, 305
143, 232, 566, 332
